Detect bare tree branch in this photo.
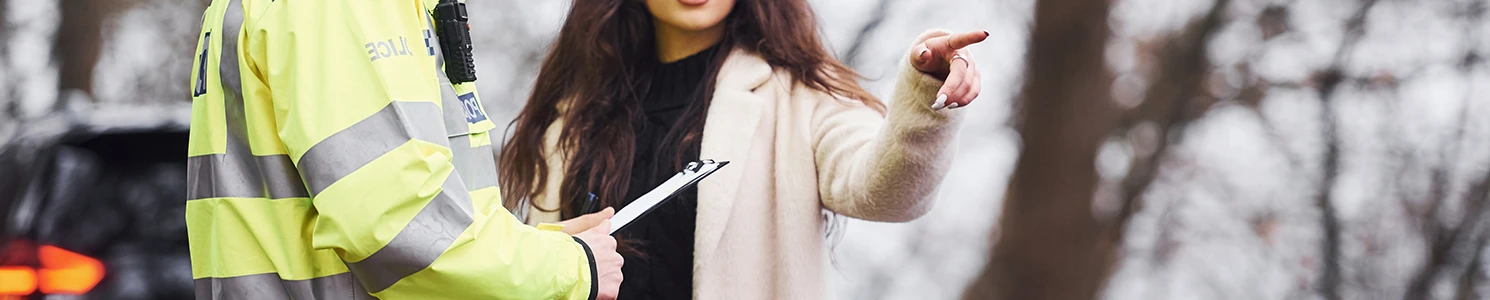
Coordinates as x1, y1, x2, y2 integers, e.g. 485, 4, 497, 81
1399, 64, 1482, 297
1453, 236, 1488, 300
1406, 168, 1490, 300
1310, 0, 1380, 297
1110, 0, 1229, 242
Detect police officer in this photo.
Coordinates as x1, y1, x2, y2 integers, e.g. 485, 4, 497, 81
184, 0, 622, 298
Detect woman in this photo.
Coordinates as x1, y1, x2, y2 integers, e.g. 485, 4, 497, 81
498, 0, 985, 298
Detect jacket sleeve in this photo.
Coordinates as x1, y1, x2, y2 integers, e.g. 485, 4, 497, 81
814, 29, 964, 222
246, 3, 595, 299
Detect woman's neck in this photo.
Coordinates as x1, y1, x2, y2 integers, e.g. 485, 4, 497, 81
654, 21, 725, 63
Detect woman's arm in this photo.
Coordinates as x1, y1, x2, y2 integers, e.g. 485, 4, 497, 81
815, 29, 985, 222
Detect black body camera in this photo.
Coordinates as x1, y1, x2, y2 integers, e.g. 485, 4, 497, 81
434, 0, 477, 84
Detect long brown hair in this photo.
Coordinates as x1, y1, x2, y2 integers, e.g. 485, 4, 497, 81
499, 0, 884, 219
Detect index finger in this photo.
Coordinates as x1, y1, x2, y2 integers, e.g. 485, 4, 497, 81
947, 30, 990, 50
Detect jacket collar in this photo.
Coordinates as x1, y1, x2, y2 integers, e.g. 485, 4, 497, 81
694, 48, 774, 267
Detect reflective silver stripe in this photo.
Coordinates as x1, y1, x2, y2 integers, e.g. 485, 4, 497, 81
345, 174, 475, 293
219, 0, 243, 97
218, 0, 250, 162
444, 170, 475, 215
448, 134, 498, 190
428, 18, 496, 192
187, 154, 258, 199
425, 17, 472, 137
257, 154, 308, 198
187, 0, 311, 201
424, 14, 494, 192
464, 144, 497, 189
439, 82, 467, 136
298, 101, 447, 196
194, 272, 375, 300
187, 154, 308, 200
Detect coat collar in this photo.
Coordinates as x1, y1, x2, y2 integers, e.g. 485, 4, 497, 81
694, 48, 774, 266
711, 48, 776, 93
544, 48, 774, 266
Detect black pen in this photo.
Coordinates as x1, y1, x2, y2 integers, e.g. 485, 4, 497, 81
581, 192, 598, 214
538, 193, 602, 233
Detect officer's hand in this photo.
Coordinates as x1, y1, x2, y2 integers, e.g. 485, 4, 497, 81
574, 220, 623, 300
559, 207, 614, 235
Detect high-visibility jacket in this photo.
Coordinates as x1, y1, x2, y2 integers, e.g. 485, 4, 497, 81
184, 0, 598, 299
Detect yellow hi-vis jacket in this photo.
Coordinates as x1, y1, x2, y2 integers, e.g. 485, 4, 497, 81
185, 0, 598, 298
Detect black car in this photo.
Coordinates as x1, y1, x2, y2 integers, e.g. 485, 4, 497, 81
0, 105, 193, 299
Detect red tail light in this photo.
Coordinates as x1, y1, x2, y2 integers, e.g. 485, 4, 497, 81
0, 241, 105, 296
36, 245, 105, 294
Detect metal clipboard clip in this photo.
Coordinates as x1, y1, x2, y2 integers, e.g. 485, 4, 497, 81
609, 159, 729, 234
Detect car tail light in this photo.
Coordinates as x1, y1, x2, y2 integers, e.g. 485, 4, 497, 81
0, 266, 37, 295
0, 241, 105, 296
36, 245, 105, 294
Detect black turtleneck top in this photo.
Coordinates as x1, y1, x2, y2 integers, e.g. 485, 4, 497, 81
615, 44, 721, 300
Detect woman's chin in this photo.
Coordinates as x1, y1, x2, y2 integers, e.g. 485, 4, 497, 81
660, 16, 727, 32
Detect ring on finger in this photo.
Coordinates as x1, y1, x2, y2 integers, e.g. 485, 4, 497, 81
950, 54, 970, 66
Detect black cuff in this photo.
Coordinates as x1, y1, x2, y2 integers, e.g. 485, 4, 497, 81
572, 236, 599, 300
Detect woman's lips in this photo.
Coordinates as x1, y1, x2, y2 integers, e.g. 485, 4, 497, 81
678, 0, 708, 6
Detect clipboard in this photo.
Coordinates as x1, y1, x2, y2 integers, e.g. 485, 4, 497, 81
609, 159, 728, 234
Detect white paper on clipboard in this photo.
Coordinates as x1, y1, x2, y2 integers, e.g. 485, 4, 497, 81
610, 159, 729, 234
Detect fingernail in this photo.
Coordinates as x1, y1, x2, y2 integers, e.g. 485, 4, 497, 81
918, 48, 930, 60
982, 30, 990, 37
947, 102, 961, 109
931, 94, 947, 110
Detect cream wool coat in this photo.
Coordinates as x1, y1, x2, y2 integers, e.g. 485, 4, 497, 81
523, 31, 964, 299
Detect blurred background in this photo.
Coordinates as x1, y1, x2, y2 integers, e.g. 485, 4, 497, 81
0, 0, 1486, 299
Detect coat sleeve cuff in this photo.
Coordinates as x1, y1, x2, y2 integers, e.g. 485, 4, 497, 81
889, 51, 966, 134
572, 236, 599, 300
888, 28, 968, 127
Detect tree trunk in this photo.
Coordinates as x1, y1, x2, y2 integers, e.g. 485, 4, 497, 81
960, 0, 1116, 298
55, 0, 107, 103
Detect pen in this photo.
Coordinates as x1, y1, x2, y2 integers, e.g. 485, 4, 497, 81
581, 192, 598, 214
539, 193, 601, 232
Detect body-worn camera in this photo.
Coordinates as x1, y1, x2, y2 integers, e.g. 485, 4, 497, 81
434, 0, 477, 84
